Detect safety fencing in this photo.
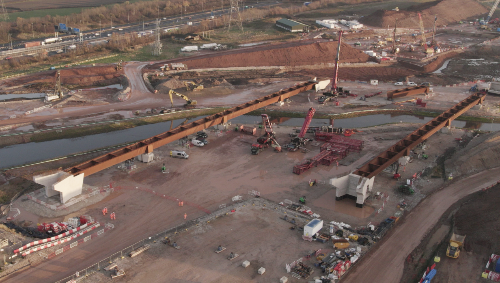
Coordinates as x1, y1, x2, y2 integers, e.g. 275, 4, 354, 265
53, 197, 311, 283
46, 223, 114, 260
21, 223, 100, 256
14, 222, 95, 254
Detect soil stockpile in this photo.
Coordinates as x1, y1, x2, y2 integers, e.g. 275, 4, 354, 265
360, 0, 488, 28
2, 66, 123, 89
181, 41, 370, 68
446, 131, 500, 176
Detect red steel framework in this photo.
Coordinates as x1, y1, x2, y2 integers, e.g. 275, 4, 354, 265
354, 91, 487, 179
65, 81, 316, 177
293, 134, 363, 175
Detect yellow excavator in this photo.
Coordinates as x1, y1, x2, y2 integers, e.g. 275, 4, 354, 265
184, 81, 204, 91
168, 89, 197, 109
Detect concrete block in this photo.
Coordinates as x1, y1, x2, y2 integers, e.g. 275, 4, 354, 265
242, 260, 250, 268
280, 276, 288, 283
258, 267, 265, 275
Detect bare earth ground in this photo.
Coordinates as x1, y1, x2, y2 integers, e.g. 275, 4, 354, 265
83, 204, 330, 283
401, 184, 500, 283
0, 120, 484, 282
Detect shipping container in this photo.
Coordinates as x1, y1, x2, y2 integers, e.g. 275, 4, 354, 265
304, 219, 323, 237
24, 41, 41, 48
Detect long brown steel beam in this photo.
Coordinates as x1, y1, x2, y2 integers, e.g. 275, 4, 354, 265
65, 81, 316, 177
387, 85, 429, 100
354, 91, 487, 179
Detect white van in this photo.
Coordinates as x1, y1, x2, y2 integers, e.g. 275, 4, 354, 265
171, 150, 189, 159
191, 139, 204, 147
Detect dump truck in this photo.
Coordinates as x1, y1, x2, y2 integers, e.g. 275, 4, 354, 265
446, 233, 466, 258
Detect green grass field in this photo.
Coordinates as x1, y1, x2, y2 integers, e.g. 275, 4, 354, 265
3, 7, 87, 21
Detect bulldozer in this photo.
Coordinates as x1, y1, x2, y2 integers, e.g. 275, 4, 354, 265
446, 233, 466, 258
168, 89, 197, 109
184, 81, 204, 92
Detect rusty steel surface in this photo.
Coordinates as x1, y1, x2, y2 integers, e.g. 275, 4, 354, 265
387, 85, 429, 100
65, 81, 316, 177
355, 91, 486, 179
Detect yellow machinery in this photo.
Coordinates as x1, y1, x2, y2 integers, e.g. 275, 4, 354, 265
168, 89, 197, 109
184, 81, 204, 91
446, 233, 466, 258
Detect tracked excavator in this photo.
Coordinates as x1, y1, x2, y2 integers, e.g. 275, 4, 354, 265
168, 89, 197, 109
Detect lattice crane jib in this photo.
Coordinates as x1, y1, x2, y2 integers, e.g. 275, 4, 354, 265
261, 114, 274, 136
331, 30, 343, 92
418, 13, 427, 48
298, 107, 316, 138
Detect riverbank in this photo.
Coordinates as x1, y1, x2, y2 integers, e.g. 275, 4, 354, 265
0, 107, 224, 149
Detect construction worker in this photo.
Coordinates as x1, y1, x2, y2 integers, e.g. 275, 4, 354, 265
170, 151, 173, 157
180, 201, 183, 207
172, 242, 178, 248
229, 252, 235, 259
217, 245, 223, 252
161, 163, 166, 173
184, 213, 187, 220
102, 207, 108, 215
110, 212, 116, 220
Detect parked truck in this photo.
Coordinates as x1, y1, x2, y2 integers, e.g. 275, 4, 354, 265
43, 37, 62, 44
446, 233, 466, 258
489, 82, 500, 95
24, 41, 42, 48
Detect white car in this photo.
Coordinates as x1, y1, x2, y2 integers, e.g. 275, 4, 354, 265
407, 82, 418, 86
394, 82, 404, 86
191, 138, 205, 147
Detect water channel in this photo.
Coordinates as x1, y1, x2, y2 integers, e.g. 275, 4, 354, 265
1, 114, 499, 169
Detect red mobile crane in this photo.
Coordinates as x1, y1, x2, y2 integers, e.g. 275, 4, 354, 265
321, 31, 344, 103
288, 107, 316, 151
251, 114, 282, 154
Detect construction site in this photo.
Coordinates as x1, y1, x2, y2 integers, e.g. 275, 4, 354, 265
1, 0, 500, 282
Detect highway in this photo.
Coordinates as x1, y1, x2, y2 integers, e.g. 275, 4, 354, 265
0, 1, 278, 60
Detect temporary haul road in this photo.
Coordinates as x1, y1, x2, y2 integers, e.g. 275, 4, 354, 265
342, 167, 500, 283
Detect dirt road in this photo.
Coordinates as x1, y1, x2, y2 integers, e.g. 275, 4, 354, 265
342, 167, 500, 283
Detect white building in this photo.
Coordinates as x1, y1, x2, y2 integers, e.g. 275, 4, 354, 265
316, 19, 341, 29
346, 20, 363, 30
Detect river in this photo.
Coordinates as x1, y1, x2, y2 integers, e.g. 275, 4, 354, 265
1, 114, 499, 169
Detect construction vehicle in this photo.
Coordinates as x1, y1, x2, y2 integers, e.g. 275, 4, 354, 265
323, 31, 344, 98
251, 143, 267, 155
391, 21, 399, 54
254, 114, 282, 153
418, 13, 427, 48
168, 89, 197, 109
479, 0, 500, 27
446, 233, 466, 258
116, 60, 123, 71
299, 196, 306, 204
184, 81, 204, 91
287, 107, 316, 151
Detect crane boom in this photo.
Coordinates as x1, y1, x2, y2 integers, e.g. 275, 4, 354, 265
418, 13, 427, 48
261, 114, 274, 136
431, 15, 437, 46
487, 0, 500, 22
298, 107, 316, 138
331, 30, 343, 92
